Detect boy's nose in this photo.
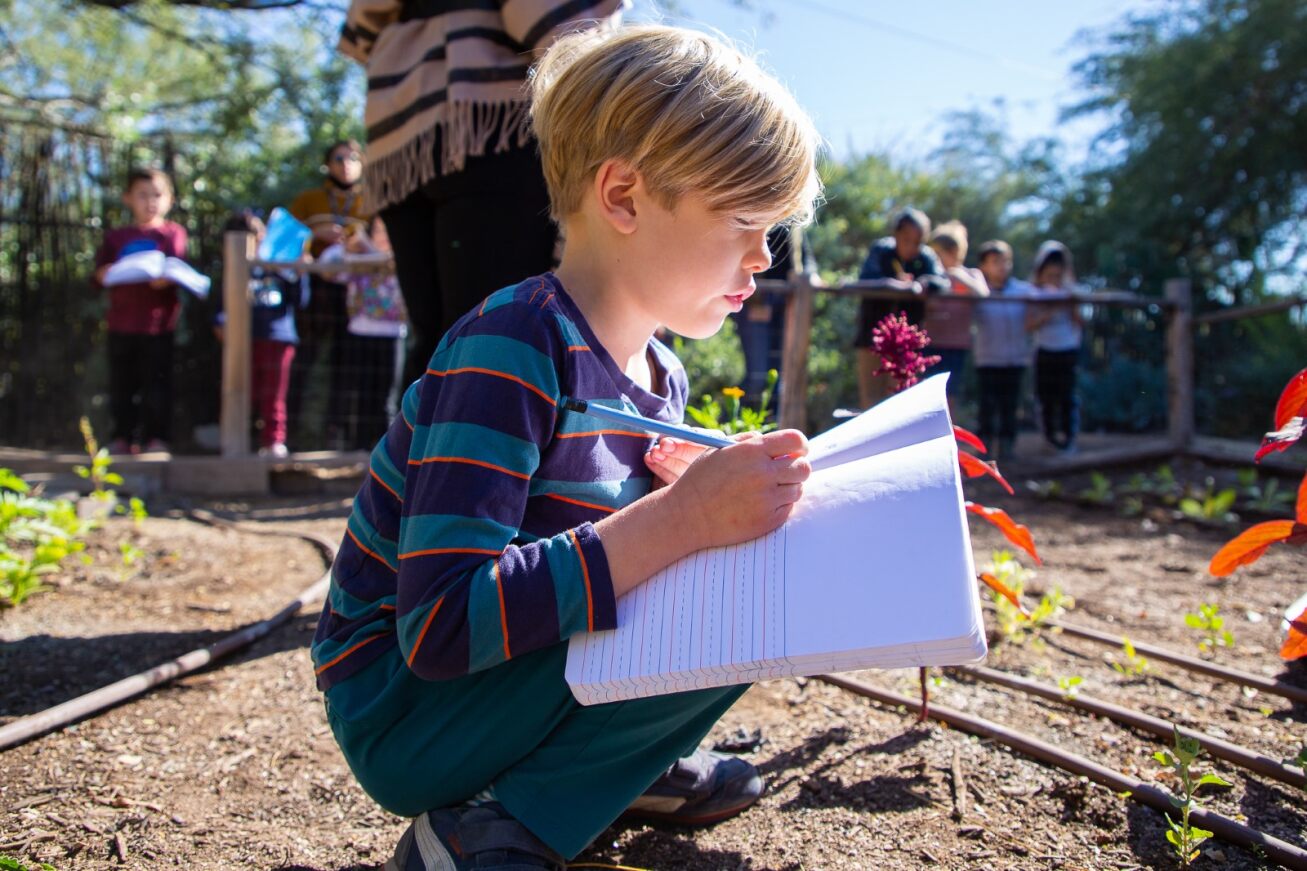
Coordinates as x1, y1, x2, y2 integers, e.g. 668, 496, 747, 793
746, 230, 771, 274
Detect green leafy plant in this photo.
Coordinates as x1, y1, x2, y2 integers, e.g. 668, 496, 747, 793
119, 541, 143, 568
1025, 479, 1063, 500
1153, 728, 1231, 865
1185, 603, 1235, 656
0, 468, 91, 609
0, 857, 56, 871
684, 369, 779, 436
73, 417, 123, 501
1057, 675, 1083, 699
1110, 636, 1150, 677
1078, 471, 1114, 505
1237, 469, 1296, 514
124, 496, 148, 526
1285, 744, 1307, 792
986, 550, 1072, 648
1178, 477, 1238, 523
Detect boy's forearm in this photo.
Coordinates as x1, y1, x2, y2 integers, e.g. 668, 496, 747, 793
594, 486, 703, 598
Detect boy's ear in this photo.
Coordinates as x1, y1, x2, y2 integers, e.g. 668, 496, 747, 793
593, 159, 640, 235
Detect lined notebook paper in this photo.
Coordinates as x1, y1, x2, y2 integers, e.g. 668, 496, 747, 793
564, 374, 986, 705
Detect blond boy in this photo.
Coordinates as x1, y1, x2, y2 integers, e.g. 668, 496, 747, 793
310, 25, 821, 870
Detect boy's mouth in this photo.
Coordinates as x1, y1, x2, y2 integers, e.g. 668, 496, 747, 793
724, 285, 755, 309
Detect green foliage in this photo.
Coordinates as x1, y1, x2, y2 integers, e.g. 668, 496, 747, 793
672, 320, 746, 405
685, 371, 779, 436
1185, 603, 1235, 656
1153, 728, 1231, 865
1178, 477, 1238, 523
1065, 0, 1307, 304
1078, 472, 1114, 505
1110, 636, 1150, 677
1237, 469, 1296, 513
0, 468, 92, 609
1286, 745, 1307, 791
1056, 675, 1083, 699
986, 550, 1073, 648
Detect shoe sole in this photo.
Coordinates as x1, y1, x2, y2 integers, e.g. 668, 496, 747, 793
618, 792, 761, 827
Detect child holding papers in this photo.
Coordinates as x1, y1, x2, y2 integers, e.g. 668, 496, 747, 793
91, 167, 189, 456
311, 25, 820, 870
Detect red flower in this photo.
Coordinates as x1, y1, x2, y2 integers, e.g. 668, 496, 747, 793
871, 312, 941, 394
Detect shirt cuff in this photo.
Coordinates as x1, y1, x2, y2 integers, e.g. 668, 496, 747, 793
572, 521, 617, 633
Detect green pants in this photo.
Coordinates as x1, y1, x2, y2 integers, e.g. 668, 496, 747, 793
325, 642, 746, 858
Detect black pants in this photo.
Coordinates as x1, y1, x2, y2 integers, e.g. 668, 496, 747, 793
287, 277, 350, 447
381, 140, 557, 389
976, 365, 1025, 449
1035, 348, 1080, 449
108, 332, 173, 444
337, 333, 404, 450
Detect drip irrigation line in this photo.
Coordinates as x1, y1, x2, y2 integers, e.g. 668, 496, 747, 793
818, 674, 1307, 870
1047, 618, 1307, 706
0, 513, 336, 753
956, 665, 1306, 790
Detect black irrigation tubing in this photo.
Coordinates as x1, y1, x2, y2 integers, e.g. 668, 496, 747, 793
818, 674, 1307, 871
0, 512, 336, 752
1046, 617, 1307, 706
956, 664, 1307, 790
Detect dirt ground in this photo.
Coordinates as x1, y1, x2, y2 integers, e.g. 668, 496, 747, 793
2, 463, 1305, 871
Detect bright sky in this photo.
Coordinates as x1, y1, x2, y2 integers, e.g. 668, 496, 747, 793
630, 0, 1147, 161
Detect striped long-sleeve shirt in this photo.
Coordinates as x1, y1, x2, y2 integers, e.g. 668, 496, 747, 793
339, 0, 626, 213
311, 274, 688, 689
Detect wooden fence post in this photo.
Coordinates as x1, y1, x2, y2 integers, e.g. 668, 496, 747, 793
220, 231, 253, 457
1165, 278, 1194, 451
778, 273, 814, 433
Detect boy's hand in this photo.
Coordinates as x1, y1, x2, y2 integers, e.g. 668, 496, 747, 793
94, 265, 110, 284
668, 429, 811, 550
148, 278, 172, 290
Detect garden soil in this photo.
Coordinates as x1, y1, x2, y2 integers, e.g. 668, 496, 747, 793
2, 477, 1305, 870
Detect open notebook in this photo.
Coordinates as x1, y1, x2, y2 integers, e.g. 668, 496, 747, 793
564, 374, 986, 705
103, 250, 211, 298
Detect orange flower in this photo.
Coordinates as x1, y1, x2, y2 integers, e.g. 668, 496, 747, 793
722, 386, 745, 399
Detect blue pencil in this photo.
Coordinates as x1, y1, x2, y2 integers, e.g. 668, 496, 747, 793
560, 398, 736, 449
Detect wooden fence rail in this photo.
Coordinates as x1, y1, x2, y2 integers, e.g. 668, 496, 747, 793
219, 231, 1302, 462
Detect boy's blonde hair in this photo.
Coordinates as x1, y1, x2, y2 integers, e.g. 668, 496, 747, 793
529, 24, 822, 227
929, 220, 969, 261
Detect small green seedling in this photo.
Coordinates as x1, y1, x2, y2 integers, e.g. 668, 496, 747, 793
73, 417, 123, 501
1152, 464, 1183, 504
1286, 745, 1307, 792
118, 495, 148, 526
119, 541, 143, 568
1178, 477, 1237, 523
1185, 603, 1235, 656
1110, 636, 1150, 677
1153, 727, 1231, 866
1237, 469, 1296, 513
1079, 471, 1114, 505
1057, 675, 1083, 699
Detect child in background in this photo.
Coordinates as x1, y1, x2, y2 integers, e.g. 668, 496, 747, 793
215, 211, 310, 459
1026, 241, 1084, 454
92, 167, 188, 456
924, 220, 987, 413
971, 240, 1031, 461
311, 24, 819, 871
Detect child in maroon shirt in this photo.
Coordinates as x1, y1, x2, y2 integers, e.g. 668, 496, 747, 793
92, 168, 188, 455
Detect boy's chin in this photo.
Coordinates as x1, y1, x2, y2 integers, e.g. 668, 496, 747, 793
666, 317, 727, 341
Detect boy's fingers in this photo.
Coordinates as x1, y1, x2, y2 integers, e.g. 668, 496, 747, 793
774, 456, 812, 484
760, 428, 808, 458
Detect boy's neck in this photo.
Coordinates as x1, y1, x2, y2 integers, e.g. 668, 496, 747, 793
554, 228, 660, 385
134, 217, 166, 230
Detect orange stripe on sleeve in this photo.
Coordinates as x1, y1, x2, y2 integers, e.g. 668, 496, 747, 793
566, 345, 591, 352
407, 596, 445, 668
406, 455, 530, 480
555, 429, 649, 440
568, 528, 595, 632
544, 493, 617, 514
346, 527, 398, 572
494, 561, 511, 661
370, 468, 401, 499
398, 546, 503, 560
315, 633, 385, 676
425, 366, 557, 406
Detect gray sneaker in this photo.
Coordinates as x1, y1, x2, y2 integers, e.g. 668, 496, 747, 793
622, 748, 764, 826
385, 802, 565, 871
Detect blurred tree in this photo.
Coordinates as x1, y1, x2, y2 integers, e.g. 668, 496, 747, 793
1060, 0, 1307, 305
